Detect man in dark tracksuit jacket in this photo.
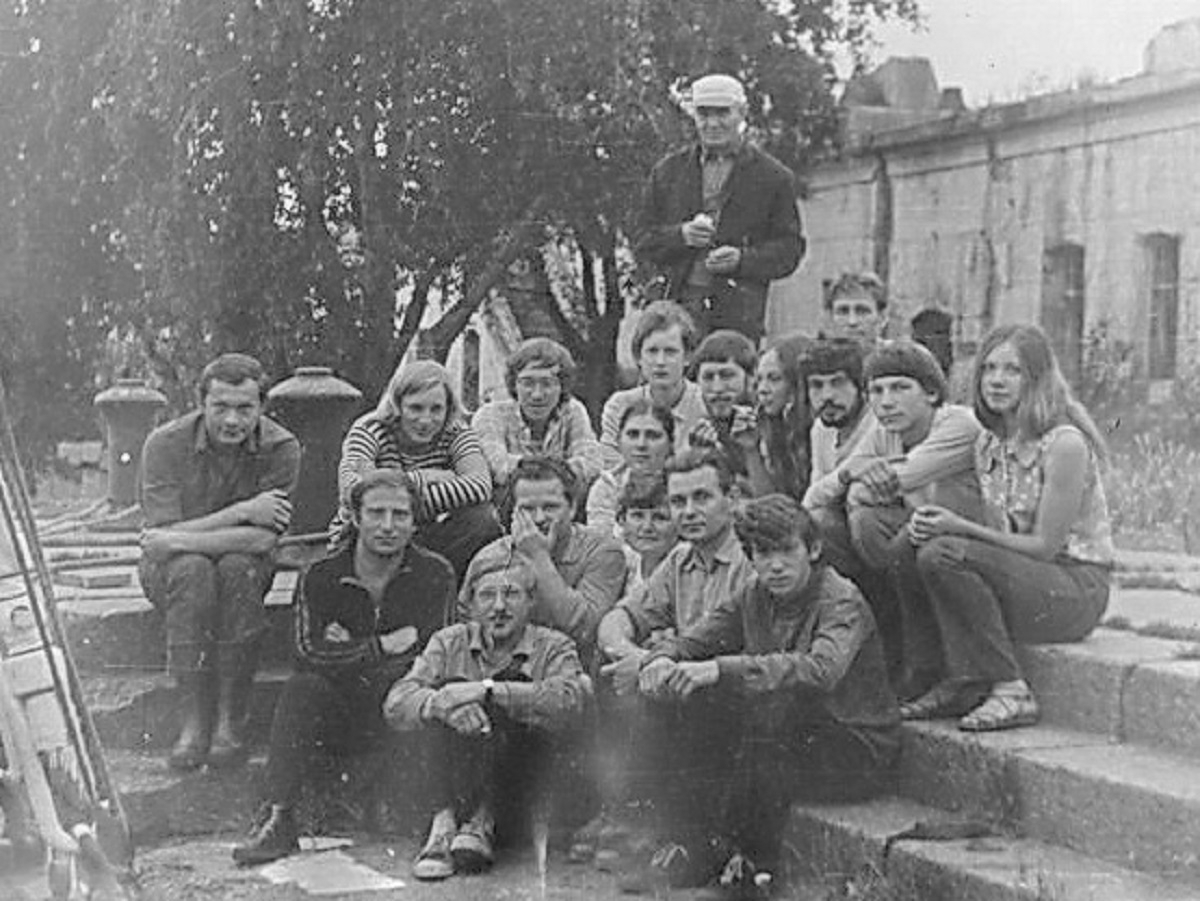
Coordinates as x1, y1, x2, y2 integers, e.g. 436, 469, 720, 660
636, 73, 805, 343
233, 468, 457, 866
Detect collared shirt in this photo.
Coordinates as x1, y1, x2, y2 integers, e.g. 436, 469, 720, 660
651, 566, 900, 761
976, 425, 1114, 565
293, 542, 457, 683
140, 409, 301, 528
687, 148, 739, 288
586, 466, 631, 535
383, 621, 588, 732
803, 409, 877, 509
456, 524, 627, 657
471, 397, 606, 488
618, 527, 752, 644
599, 381, 708, 468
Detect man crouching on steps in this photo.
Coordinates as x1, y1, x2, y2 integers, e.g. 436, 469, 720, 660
384, 555, 589, 882
633, 495, 899, 898
232, 468, 457, 866
139, 353, 300, 772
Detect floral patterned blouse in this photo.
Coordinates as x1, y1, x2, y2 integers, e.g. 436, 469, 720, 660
975, 424, 1114, 565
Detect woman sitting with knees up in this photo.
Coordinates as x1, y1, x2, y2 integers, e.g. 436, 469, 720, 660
894, 324, 1112, 732
333, 359, 503, 581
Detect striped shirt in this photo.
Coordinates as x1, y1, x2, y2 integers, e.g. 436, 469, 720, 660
334, 413, 493, 530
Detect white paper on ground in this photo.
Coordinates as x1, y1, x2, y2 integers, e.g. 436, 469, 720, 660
258, 848, 405, 894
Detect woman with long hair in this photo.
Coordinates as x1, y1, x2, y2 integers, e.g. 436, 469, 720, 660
333, 359, 502, 580
895, 324, 1112, 731
751, 331, 814, 500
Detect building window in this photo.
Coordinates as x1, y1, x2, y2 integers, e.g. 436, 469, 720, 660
1145, 233, 1181, 380
1040, 243, 1085, 385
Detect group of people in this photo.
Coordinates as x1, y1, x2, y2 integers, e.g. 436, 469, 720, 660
134, 70, 1113, 901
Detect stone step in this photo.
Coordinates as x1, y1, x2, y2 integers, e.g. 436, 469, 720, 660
1018, 627, 1200, 758
58, 570, 299, 672
898, 719, 1200, 881
86, 667, 289, 751
785, 794, 1200, 901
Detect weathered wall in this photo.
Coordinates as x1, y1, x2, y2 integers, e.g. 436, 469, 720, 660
770, 72, 1200, 380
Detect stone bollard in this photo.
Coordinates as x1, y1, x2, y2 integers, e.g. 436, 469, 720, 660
267, 366, 363, 535
94, 379, 167, 509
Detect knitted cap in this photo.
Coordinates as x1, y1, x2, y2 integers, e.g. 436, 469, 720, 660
864, 340, 947, 404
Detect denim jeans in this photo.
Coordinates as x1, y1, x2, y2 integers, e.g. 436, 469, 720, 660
893, 536, 1110, 684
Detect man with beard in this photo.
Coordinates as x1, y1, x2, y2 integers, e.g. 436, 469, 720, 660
457, 456, 626, 665
802, 338, 874, 509
685, 329, 761, 481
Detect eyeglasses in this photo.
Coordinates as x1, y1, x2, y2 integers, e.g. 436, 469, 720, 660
515, 376, 560, 392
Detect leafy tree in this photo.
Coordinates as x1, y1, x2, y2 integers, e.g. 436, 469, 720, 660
0, 0, 918, 467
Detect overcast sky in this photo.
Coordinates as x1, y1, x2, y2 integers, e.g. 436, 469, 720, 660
866, 0, 1200, 105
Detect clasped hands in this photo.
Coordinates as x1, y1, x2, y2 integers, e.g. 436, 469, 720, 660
680, 213, 740, 275
907, 504, 969, 546
425, 681, 493, 736
601, 647, 718, 700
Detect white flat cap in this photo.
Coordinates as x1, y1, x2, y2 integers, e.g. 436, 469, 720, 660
690, 74, 747, 108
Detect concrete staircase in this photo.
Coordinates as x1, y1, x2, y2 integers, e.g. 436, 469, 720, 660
27, 539, 1200, 898
784, 623, 1200, 899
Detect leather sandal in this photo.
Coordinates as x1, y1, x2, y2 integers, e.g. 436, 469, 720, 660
899, 680, 983, 720
959, 685, 1040, 732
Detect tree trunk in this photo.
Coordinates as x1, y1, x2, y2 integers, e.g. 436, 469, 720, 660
417, 194, 549, 363
580, 242, 623, 425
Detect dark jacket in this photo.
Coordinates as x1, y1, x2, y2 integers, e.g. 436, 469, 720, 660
293, 543, 456, 687
635, 142, 805, 305
648, 566, 899, 763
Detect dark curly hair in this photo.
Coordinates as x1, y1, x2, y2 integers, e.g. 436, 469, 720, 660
734, 493, 819, 554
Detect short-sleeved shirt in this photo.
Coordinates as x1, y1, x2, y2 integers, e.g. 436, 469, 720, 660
140, 410, 301, 528
617, 527, 752, 644
383, 621, 588, 733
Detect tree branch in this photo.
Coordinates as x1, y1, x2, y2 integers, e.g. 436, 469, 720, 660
418, 194, 550, 361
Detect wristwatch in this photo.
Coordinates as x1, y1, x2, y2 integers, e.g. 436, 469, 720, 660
481, 678, 495, 702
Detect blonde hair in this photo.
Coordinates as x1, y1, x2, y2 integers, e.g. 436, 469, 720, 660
373, 359, 463, 430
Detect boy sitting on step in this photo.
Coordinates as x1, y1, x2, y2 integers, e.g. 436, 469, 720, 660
633, 494, 900, 898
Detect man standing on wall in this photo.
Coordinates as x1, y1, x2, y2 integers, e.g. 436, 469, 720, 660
636, 73, 805, 343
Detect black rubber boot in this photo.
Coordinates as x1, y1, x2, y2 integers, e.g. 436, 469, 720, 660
232, 805, 299, 866
208, 643, 258, 769
168, 669, 213, 772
